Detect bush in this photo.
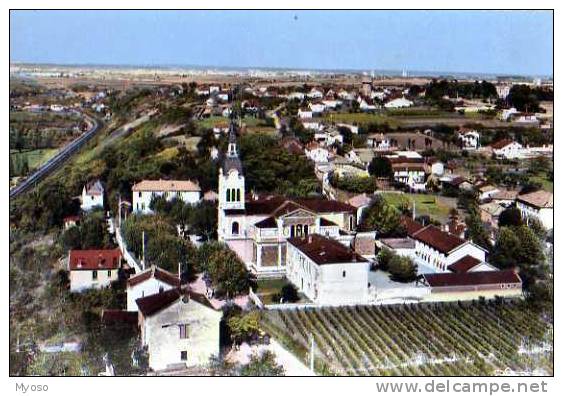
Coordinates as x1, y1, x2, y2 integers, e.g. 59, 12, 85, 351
388, 254, 418, 283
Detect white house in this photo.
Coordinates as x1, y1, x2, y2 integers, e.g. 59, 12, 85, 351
491, 139, 525, 159
286, 234, 371, 305
68, 249, 121, 292
132, 180, 202, 214
137, 288, 221, 371
301, 119, 324, 131
384, 97, 413, 109
337, 123, 359, 134
309, 102, 326, 114
516, 190, 553, 230
458, 130, 480, 149
81, 180, 104, 212
499, 107, 519, 121
411, 225, 488, 272
288, 92, 306, 101
298, 108, 313, 119
307, 88, 324, 99
305, 143, 332, 164
127, 266, 180, 311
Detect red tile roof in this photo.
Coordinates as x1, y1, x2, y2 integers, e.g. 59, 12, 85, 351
136, 288, 182, 316
447, 255, 481, 273
400, 216, 424, 237
136, 287, 215, 316
69, 249, 121, 271
101, 309, 138, 326
254, 216, 278, 229
517, 190, 553, 209
242, 196, 355, 217
423, 270, 521, 288
287, 234, 367, 265
412, 225, 466, 254
490, 138, 515, 150
127, 266, 180, 288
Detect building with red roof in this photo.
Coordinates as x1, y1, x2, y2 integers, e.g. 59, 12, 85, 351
68, 249, 121, 292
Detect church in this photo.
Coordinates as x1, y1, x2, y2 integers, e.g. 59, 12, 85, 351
217, 119, 375, 278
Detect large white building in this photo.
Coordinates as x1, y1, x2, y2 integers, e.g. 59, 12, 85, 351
516, 190, 553, 230
137, 288, 221, 371
384, 97, 413, 109
126, 266, 180, 311
81, 180, 104, 212
286, 234, 371, 305
132, 179, 202, 214
490, 139, 525, 159
68, 249, 121, 292
217, 121, 373, 278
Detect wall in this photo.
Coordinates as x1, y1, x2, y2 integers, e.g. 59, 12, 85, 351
69, 269, 117, 292
127, 278, 176, 311
133, 190, 201, 214
143, 298, 221, 371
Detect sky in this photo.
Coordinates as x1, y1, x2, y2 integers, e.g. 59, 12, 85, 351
10, 10, 553, 76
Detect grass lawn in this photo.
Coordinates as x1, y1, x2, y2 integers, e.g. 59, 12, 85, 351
381, 192, 454, 222
10, 148, 58, 171
530, 173, 553, 192
321, 112, 399, 127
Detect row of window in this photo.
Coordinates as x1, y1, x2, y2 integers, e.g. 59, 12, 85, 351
92, 270, 113, 280
225, 188, 242, 202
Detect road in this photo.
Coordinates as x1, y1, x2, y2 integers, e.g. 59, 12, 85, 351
9, 112, 103, 199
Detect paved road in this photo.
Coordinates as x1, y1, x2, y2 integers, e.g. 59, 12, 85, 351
9, 112, 103, 199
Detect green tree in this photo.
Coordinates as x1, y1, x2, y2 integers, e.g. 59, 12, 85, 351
359, 196, 404, 237
498, 207, 523, 228
208, 249, 253, 298
368, 156, 393, 178
239, 351, 285, 376
388, 254, 418, 282
227, 311, 261, 345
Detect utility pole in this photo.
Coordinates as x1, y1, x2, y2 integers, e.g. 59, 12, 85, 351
141, 231, 146, 270
309, 333, 315, 372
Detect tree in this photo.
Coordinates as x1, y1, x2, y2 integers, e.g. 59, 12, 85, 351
376, 248, 394, 271
489, 227, 520, 270
359, 196, 404, 237
227, 311, 261, 345
239, 351, 285, 376
498, 207, 523, 228
208, 249, 254, 298
465, 211, 492, 252
368, 156, 393, 178
273, 283, 299, 303
388, 254, 418, 283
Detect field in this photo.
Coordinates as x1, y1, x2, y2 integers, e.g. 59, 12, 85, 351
529, 172, 554, 193
10, 148, 58, 171
380, 192, 455, 222
261, 301, 552, 376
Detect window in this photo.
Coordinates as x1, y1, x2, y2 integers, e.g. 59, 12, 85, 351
180, 351, 188, 361
179, 324, 189, 339
225, 189, 230, 202
92, 270, 98, 280
303, 225, 309, 236
232, 221, 240, 235
107, 270, 112, 277
236, 189, 241, 201
342, 270, 346, 278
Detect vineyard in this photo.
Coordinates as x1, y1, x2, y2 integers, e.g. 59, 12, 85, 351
261, 300, 553, 376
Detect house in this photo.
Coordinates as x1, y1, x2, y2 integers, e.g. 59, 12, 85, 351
81, 180, 104, 212
384, 97, 413, 109
286, 234, 370, 305
307, 88, 324, 99
288, 92, 306, 101
366, 133, 392, 150
357, 96, 378, 111
410, 224, 488, 272
514, 113, 539, 124
309, 102, 326, 114
127, 266, 180, 311
305, 143, 332, 164
301, 119, 324, 131
458, 129, 480, 149
132, 180, 202, 214
490, 139, 524, 159
336, 123, 359, 134
68, 249, 121, 292
63, 215, 80, 230
479, 201, 504, 230
298, 108, 313, 119
499, 107, 519, 121
314, 129, 343, 146
347, 193, 373, 221
477, 184, 500, 201
516, 190, 553, 230
137, 288, 221, 371
379, 238, 416, 258
346, 148, 377, 167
